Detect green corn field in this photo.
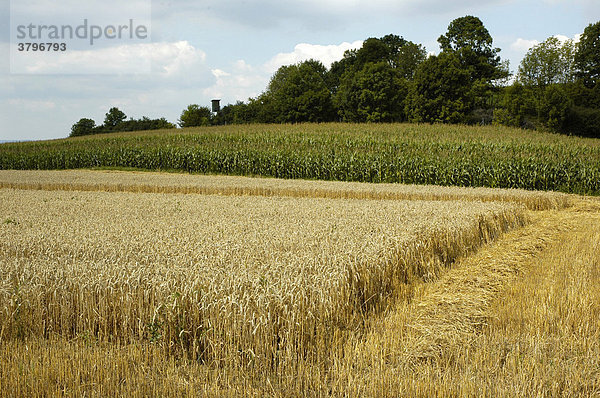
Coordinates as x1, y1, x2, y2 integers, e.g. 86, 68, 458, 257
1, 123, 599, 194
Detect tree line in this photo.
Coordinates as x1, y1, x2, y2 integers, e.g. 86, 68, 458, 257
71, 16, 600, 138
70, 107, 176, 137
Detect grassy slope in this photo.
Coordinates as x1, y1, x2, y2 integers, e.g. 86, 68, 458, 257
1, 123, 600, 194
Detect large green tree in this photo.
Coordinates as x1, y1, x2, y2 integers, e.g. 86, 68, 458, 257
408, 16, 505, 123
438, 15, 504, 82
178, 104, 212, 127
103, 107, 127, 130
70, 118, 96, 137
261, 59, 335, 123
407, 52, 471, 124
393, 41, 427, 79
330, 35, 425, 122
355, 38, 391, 67
511, 36, 577, 132
575, 21, 600, 88
335, 61, 407, 122
328, 35, 425, 93
517, 36, 576, 88
568, 21, 600, 137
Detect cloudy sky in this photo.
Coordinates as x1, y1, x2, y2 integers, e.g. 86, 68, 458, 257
1, 0, 598, 141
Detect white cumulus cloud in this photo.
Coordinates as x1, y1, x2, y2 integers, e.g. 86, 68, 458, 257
553, 34, 581, 44
203, 60, 269, 102
202, 40, 365, 103
510, 38, 539, 52
151, 41, 206, 76
264, 40, 363, 72
510, 33, 581, 56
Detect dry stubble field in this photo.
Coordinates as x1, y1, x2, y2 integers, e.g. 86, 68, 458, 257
0, 170, 598, 397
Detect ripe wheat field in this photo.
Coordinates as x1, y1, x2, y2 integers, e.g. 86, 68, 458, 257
0, 170, 599, 397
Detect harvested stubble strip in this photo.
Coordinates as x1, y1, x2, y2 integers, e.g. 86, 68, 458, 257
340, 205, 591, 397
0, 169, 571, 210
0, 188, 525, 368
